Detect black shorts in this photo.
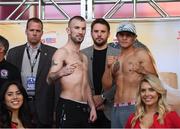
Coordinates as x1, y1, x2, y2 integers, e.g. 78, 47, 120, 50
56, 97, 90, 128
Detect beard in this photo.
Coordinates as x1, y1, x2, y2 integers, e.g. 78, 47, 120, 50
71, 35, 84, 44
93, 38, 107, 47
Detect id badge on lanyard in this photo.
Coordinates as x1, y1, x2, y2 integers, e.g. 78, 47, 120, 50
26, 47, 40, 92
26, 76, 36, 91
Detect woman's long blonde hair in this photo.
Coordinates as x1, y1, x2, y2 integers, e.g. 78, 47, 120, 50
131, 74, 169, 127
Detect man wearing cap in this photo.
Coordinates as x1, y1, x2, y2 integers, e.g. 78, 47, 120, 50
0, 35, 21, 87
102, 22, 158, 128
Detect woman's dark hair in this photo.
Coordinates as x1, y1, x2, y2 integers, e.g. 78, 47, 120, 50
0, 81, 33, 128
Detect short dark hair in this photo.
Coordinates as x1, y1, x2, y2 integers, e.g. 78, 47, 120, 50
68, 16, 86, 27
0, 35, 9, 54
91, 18, 110, 32
26, 17, 43, 30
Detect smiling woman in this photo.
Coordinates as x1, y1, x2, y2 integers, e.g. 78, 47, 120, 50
125, 74, 180, 128
0, 81, 34, 128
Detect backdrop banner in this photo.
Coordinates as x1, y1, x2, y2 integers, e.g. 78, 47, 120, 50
1, 20, 180, 113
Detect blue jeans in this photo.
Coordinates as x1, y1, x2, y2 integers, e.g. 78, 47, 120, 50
111, 105, 135, 128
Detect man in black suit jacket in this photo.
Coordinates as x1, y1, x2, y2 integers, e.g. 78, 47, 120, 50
7, 17, 57, 127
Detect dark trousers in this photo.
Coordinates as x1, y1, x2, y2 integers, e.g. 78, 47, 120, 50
28, 100, 52, 128
56, 97, 90, 128
90, 110, 111, 128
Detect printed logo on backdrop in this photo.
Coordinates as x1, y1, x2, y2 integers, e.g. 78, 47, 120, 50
42, 31, 57, 44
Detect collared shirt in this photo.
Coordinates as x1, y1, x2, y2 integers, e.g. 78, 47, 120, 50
21, 43, 41, 96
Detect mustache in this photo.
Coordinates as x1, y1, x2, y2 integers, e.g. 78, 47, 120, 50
95, 37, 103, 40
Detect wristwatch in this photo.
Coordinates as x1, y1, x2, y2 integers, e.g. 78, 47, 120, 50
101, 94, 106, 101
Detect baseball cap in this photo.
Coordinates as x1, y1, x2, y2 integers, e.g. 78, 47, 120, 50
116, 22, 136, 36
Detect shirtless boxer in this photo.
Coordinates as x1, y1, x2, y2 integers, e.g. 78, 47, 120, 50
47, 16, 96, 128
102, 22, 157, 128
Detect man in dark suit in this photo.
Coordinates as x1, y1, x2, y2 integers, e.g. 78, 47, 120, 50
7, 17, 57, 127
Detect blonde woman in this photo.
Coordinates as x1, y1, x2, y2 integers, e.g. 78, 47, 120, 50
125, 74, 180, 128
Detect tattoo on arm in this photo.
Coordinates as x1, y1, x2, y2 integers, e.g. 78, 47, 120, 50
112, 61, 120, 74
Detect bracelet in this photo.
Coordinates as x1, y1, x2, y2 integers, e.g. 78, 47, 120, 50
101, 94, 106, 100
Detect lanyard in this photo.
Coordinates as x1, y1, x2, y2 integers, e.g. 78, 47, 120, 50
26, 47, 41, 75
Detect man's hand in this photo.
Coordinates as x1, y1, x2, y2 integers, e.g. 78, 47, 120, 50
107, 56, 117, 68
96, 104, 105, 110
93, 95, 104, 109
133, 62, 147, 75
58, 63, 77, 77
89, 106, 97, 123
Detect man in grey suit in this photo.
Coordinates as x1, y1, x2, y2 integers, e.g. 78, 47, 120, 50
7, 17, 57, 127
82, 18, 119, 128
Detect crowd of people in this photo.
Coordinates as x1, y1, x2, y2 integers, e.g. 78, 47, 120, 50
0, 15, 180, 128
